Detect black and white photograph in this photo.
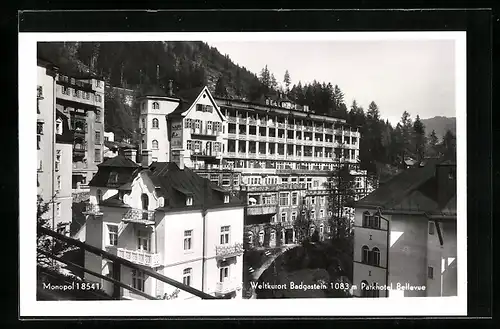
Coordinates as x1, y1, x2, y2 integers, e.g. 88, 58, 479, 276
20, 30, 467, 317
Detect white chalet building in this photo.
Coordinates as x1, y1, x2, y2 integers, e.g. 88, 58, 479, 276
84, 152, 245, 300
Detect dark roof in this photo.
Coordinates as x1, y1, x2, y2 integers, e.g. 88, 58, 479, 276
354, 158, 452, 212
100, 193, 130, 208
97, 155, 140, 168
175, 86, 205, 103
55, 110, 74, 144
147, 162, 244, 210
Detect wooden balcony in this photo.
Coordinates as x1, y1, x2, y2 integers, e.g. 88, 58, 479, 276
215, 242, 244, 260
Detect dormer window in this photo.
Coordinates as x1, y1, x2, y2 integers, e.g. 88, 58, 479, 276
186, 196, 193, 206
224, 194, 230, 204
109, 171, 119, 183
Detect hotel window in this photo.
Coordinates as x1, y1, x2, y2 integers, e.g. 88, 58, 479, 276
224, 194, 230, 204
320, 224, 324, 234
56, 176, 61, 191
281, 213, 287, 222
313, 180, 319, 188
152, 102, 160, 110
96, 111, 102, 123
219, 266, 229, 282
371, 247, 381, 266
185, 118, 193, 128
362, 246, 370, 263
141, 118, 146, 128
72, 88, 77, 96
95, 94, 102, 103
183, 268, 192, 286
137, 230, 150, 251
320, 196, 326, 205
279, 192, 289, 206
220, 226, 230, 244
310, 210, 315, 220
187, 140, 192, 150
194, 120, 201, 130
320, 209, 324, 218
97, 189, 102, 203
37, 135, 41, 150
183, 230, 192, 250
186, 196, 193, 206
152, 140, 159, 150
95, 131, 101, 144
108, 224, 118, 246
258, 231, 265, 244
311, 196, 316, 205
291, 212, 297, 221
428, 221, 435, 235
132, 269, 146, 292
207, 121, 213, 131
56, 203, 61, 217
37, 122, 44, 135
152, 118, 159, 128
291, 192, 298, 206
95, 149, 101, 163
428, 266, 434, 279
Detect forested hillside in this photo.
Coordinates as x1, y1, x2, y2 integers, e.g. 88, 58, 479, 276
37, 41, 456, 175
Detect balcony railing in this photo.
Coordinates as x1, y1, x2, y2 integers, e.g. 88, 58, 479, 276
227, 117, 237, 123
83, 203, 103, 216
215, 242, 244, 260
215, 279, 242, 295
325, 128, 334, 134
277, 123, 286, 129
246, 204, 278, 216
304, 126, 313, 132
116, 248, 160, 268
286, 124, 295, 129
268, 121, 276, 127
258, 120, 267, 127
248, 118, 257, 125
191, 150, 222, 158
191, 128, 220, 137
122, 208, 156, 225
314, 126, 324, 132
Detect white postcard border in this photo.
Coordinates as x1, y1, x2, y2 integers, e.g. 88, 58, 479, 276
19, 31, 467, 317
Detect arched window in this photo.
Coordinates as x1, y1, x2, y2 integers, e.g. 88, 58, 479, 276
96, 189, 102, 203
309, 225, 315, 236
319, 223, 324, 234
372, 247, 381, 266
258, 231, 265, 245
362, 245, 370, 263
152, 118, 159, 128
247, 232, 254, 245
270, 230, 276, 242
152, 140, 159, 150
141, 194, 149, 210
362, 211, 371, 227
360, 280, 370, 297
152, 102, 160, 110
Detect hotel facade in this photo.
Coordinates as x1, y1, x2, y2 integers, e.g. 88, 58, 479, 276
83, 153, 245, 299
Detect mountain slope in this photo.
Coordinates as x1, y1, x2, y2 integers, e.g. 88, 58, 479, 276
421, 116, 456, 139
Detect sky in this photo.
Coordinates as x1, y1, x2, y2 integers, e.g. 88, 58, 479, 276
206, 40, 456, 126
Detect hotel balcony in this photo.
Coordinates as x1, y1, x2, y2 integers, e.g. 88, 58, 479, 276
334, 129, 343, 135
215, 279, 242, 296
191, 150, 223, 159
304, 126, 314, 132
303, 139, 314, 146
227, 117, 237, 123
286, 123, 295, 129
122, 208, 156, 226
277, 122, 286, 129
248, 118, 257, 125
83, 203, 103, 216
215, 242, 244, 260
238, 118, 248, 124
228, 133, 237, 139
116, 248, 161, 268
325, 128, 334, 134
314, 126, 324, 132
73, 144, 86, 155
246, 204, 278, 216
268, 121, 276, 128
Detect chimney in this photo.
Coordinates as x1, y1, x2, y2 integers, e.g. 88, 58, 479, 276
171, 150, 184, 170
141, 149, 152, 167
168, 80, 173, 97
124, 149, 137, 163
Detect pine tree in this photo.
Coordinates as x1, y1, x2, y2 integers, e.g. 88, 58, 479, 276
428, 129, 438, 147
412, 115, 426, 161
259, 65, 271, 88
270, 73, 278, 91
442, 129, 456, 159
283, 70, 291, 91
214, 75, 229, 98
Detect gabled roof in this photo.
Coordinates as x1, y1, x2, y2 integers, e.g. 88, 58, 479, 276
168, 86, 225, 121
138, 84, 173, 98
97, 155, 140, 168
147, 162, 243, 210
354, 158, 447, 211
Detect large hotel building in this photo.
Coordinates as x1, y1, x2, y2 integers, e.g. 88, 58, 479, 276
137, 85, 374, 248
